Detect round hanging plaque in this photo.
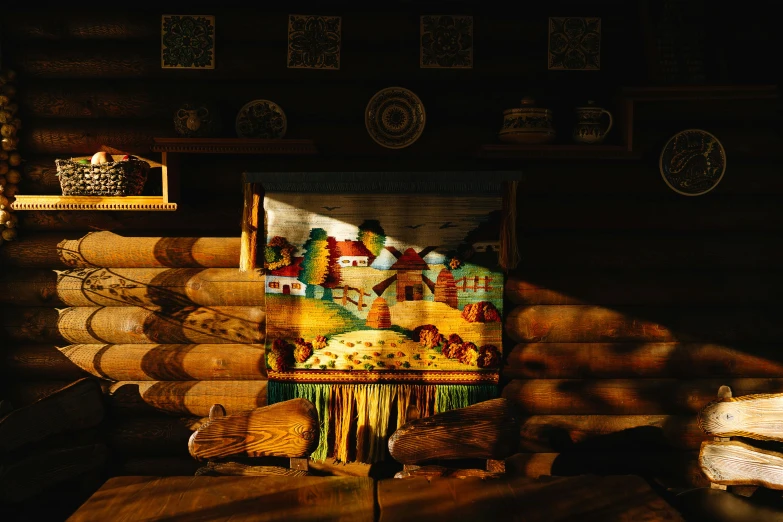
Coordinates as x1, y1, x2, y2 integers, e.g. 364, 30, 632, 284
235, 99, 287, 139
659, 129, 726, 196
365, 87, 426, 149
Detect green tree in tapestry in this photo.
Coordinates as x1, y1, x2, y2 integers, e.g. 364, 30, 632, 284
357, 219, 386, 257
299, 228, 342, 300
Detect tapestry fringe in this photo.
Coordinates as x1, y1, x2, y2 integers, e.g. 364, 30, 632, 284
268, 381, 497, 463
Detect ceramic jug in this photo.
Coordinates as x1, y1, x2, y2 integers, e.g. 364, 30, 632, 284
499, 97, 556, 144
573, 101, 613, 144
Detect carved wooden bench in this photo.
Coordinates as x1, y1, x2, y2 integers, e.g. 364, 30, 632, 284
388, 397, 520, 479
188, 398, 319, 476
677, 385, 783, 521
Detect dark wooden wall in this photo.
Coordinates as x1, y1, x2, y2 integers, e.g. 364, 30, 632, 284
0, 2, 781, 487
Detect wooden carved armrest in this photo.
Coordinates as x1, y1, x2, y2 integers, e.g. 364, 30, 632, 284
189, 398, 319, 473
388, 398, 519, 477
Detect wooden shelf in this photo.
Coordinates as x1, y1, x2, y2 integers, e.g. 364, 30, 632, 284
152, 138, 318, 155
477, 144, 638, 160
620, 84, 779, 101
10, 195, 177, 211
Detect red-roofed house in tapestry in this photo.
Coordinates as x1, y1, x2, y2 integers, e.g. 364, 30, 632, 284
267, 257, 306, 296
336, 240, 374, 267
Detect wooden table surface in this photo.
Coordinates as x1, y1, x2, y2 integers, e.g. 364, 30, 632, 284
377, 474, 685, 522
66, 476, 375, 522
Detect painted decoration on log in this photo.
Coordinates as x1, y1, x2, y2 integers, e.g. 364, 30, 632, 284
254, 172, 508, 463
287, 15, 341, 70
161, 15, 215, 69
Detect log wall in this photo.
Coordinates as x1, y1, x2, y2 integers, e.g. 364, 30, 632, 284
1, 5, 780, 487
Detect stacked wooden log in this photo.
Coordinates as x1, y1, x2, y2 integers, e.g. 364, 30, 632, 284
0, 378, 105, 504
0, 231, 268, 475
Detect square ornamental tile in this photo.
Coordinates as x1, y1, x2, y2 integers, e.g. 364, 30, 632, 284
548, 17, 601, 70
420, 15, 473, 68
161, 15, 215, 69
288, 15, 341, 70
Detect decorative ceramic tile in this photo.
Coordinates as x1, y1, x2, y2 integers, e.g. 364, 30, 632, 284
161, 15, 215, 69
288, 15, 341, 70
420, 15, 473, 68
548, 17, 601, 70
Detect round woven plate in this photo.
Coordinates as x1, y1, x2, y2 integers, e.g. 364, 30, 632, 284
235, 99, 287, 139
659, 129, 726, 196
365, 87, 426, 149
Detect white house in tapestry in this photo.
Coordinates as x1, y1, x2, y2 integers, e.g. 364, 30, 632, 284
336, 240, 374, 267
267, 257, 306, 296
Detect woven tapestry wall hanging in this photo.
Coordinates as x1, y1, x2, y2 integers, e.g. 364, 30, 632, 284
241, 172, 518, 463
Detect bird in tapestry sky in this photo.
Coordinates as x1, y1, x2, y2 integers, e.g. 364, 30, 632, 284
405, 224, 424, 229
439, 222, 458, 229
322, 206, 341, 211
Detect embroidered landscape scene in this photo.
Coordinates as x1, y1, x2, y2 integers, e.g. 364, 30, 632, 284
264, 193, 503, 383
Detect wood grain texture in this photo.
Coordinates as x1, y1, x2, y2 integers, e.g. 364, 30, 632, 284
55, 343, 267, 381
2, 344, 90, 379
502, 378, 783, 415
518, 414, 707, 452
67, 475, 375, 522
53, 267, 266, 307
21, 83, 168, 118
505, 305, 783, 343
56, 306, 264, 344
0, 231, 241, 268
0, 378, 103, 453
505, 271, 783, 305
698, 392, 783, 440
378, 474, 686, 522
388, 398, 519, 464
0, 444, 107, 503
18, 206, 242, 231
699, 440, 783, 488
0, 268, 62, 306
505, 452, 707, 489
24, 120, 166, 154
108, 416, 207, 457
195, 461, 308, 477
189, 398, 318, 460
108, 380, 268, 416
4, 11, 158, 40
1, 307, 65, 343
115, 457, 201, 477
504, 342, 783, 378
393, 466, 503, 480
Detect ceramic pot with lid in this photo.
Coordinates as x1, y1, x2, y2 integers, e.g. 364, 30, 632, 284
573, 101, 613, 144
499, 97, 556, 144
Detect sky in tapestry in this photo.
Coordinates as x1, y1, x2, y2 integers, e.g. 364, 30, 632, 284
265, 193, 500, 264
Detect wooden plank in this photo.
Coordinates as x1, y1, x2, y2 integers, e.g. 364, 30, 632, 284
0, 231, 241, 268
11, 195, 177, 211
18, 207, 242, 232
378, 474, 686, 522
3, 11, 158, 40
21, 82, 168, 118
505, 271, 783, 306
388, 398, 519, 464
54, 344, 267, 381
0, 444, 107, 503
502, 378, 783, 415
505, 452, 707, 489
504, 342, 783, 378
699, 391, 783, 440
153, 138, 317, 155
699, 440, 783, 488
189, 399, 319, 460
518, 415, 706, 452
107, 380, 268, 416
505, 305, 783, 343
108, 416, 207, 457
195, 461, 308, 477
56, 306, 264, 345
0, 307, 65, 343
66, 476, 375, 522
115, 457, 201, 477
53, 267, 266, 307
393, 466, 503, 480
0, 378, 104, 453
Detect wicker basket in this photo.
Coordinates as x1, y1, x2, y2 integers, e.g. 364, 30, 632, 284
55, 158, 150, 196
